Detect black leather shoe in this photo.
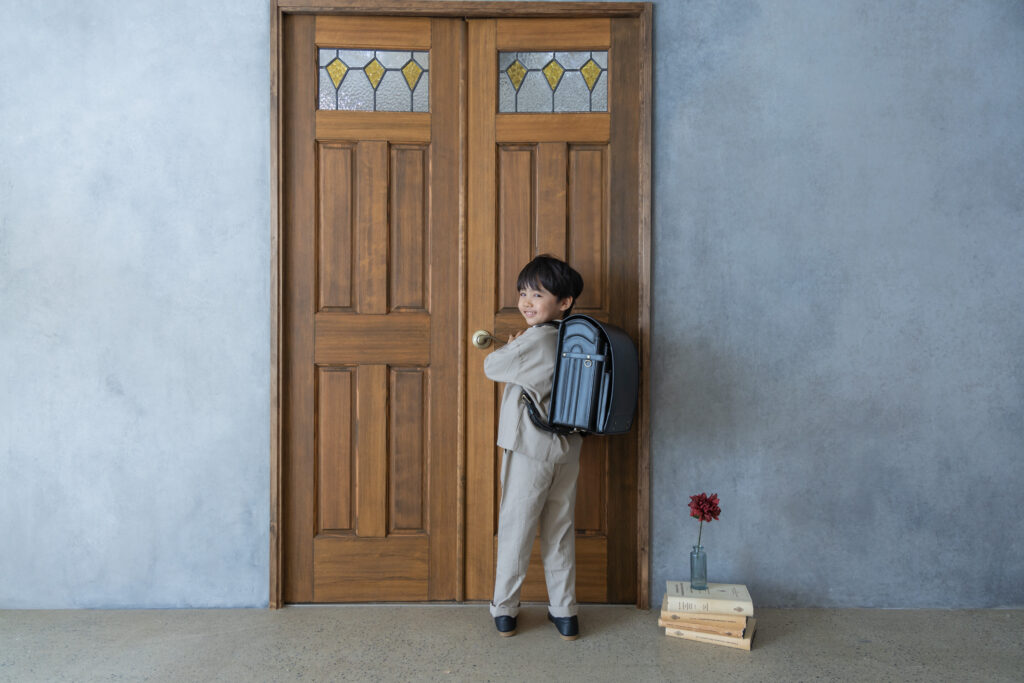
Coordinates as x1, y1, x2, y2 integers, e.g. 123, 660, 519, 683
494, 615, 517, 637
547, 612, 579, 640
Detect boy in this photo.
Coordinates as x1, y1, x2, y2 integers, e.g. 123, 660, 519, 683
484, 255, 585, 640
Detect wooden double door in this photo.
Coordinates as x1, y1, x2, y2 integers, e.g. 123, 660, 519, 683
279, 9, 647, 606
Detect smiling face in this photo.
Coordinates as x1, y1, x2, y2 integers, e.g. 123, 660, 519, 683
518, 284, 573, 326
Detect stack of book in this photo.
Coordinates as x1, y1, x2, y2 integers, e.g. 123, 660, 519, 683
660, 581, 756, 651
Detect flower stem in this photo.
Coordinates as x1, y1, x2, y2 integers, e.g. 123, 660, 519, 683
697, 519, 703, 549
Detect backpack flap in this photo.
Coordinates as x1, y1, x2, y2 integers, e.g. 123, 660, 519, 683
550, 315, 638, 435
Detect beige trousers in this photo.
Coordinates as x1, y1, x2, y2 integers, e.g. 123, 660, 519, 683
490, 449, 580, 619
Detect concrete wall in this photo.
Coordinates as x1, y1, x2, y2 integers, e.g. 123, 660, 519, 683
1, 1, 1021, 608
650, 1, 1024, 607
0, 1, 270, 607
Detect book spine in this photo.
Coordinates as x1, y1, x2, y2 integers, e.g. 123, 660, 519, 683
665, 597, 753, 616
661, 611, 747, 628
658, 618, 744, 637
664, 627, 752, 651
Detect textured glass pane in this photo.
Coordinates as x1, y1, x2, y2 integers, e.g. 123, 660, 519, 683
338, 50, 374, 68
590, 71, 607, 112
553, 71, 589, 112
376, 71, 411, 111
319, 48, 338, 66
319, 69, 338, 110
517, 70, 553, 112
591, 50, 608, 68
519, 51, 553, 69
498, 74, 516, 112
377, 50, 410, 69
337, 70, 374, 111
555, 51, 590, 69
413, 72, 429, 112
319, 48, 429, 112
498, 52, 516, 71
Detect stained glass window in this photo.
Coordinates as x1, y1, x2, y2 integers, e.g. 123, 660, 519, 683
499, 51, 607, 113
318, 49, 429, 112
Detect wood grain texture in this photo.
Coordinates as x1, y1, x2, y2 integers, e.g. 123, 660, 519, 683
269, 0, 284, 610
355, 364, 388, 538
426, 16, 464, 601
274, 3, 651, 608
496, 18, 610, 49
636, 3, 653, 611
281, 13, 317, 604
314, 312, 430, 365
318, 143, 355, 310
318, 368, 353, 531
464, 18, 498, 601
280, 1, 648, 17
356, 141, 389, 314
535, 142, 568, 259
568, 144, 608, 313
314, 535, 428, 601
606, 16, 641, 605
389, 368, 425, 531
315, 15, 431, 48
497, 146, 534, 310
390, 145, 428, 311
316, 111, 431, 143
575, 437, 606, 533
496, 114, 609, 143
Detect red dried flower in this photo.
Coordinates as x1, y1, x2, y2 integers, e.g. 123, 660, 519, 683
688, 493, 721, 523
688, 492, 721, 548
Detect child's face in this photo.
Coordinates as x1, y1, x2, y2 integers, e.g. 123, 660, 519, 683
518, 284, 572, 326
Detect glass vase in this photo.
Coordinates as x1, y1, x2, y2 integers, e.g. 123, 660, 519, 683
689, 545, 708, 590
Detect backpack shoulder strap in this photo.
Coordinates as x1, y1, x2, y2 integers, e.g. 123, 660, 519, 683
520, 393, 585, 437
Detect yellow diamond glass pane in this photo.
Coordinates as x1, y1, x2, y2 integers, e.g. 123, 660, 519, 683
326, 58, 348, 89
402, 60, 423, 89
580, 59, 601, 91
542, 60, 564, 90
506, 60, 527, 91
364, 58, 385, 89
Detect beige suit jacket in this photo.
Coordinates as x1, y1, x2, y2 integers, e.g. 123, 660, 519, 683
483, 323, 582, 464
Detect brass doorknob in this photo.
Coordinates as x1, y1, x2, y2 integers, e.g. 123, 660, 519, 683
472, 330, 502, 349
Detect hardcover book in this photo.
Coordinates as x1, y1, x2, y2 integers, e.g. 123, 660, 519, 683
665, 581, 753, 616
664, 618, 757, 651
660, 595, 748, 628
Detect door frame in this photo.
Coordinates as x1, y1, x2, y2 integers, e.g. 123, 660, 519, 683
270, 0, 652, 609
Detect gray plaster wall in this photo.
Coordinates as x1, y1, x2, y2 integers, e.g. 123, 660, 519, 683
1, 1, 1021, 608
650, 1, 1024, 608
0, 1, 270, 607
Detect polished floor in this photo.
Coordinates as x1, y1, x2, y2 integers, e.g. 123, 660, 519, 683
2, 604, 1022, 682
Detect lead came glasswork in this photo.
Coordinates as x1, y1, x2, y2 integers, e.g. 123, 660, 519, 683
499, 50, 608, 113
318, 48, 430, 112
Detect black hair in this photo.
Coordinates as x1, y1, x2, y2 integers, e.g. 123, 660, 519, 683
516, 254, 584, 317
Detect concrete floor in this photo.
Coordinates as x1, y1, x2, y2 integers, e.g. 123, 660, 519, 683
2, 605, 1022, 682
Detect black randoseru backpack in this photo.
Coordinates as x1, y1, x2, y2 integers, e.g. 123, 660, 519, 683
522, 315, 639, 436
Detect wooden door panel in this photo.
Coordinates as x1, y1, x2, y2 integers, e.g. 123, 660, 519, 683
495, 18, 610, 49
496, 114, 609, 143
390, 145, 429, 311
314, 535, 428, 601
317, 144, 355, 310
568, 145, 608, 312
466, 16, 641, 605
314, 313, 430, 365
317, 367, 353, 532
283, 10, 645, 606
283, 14, 462, 603
316, 112, 431, 142
389, 368, 426, 532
